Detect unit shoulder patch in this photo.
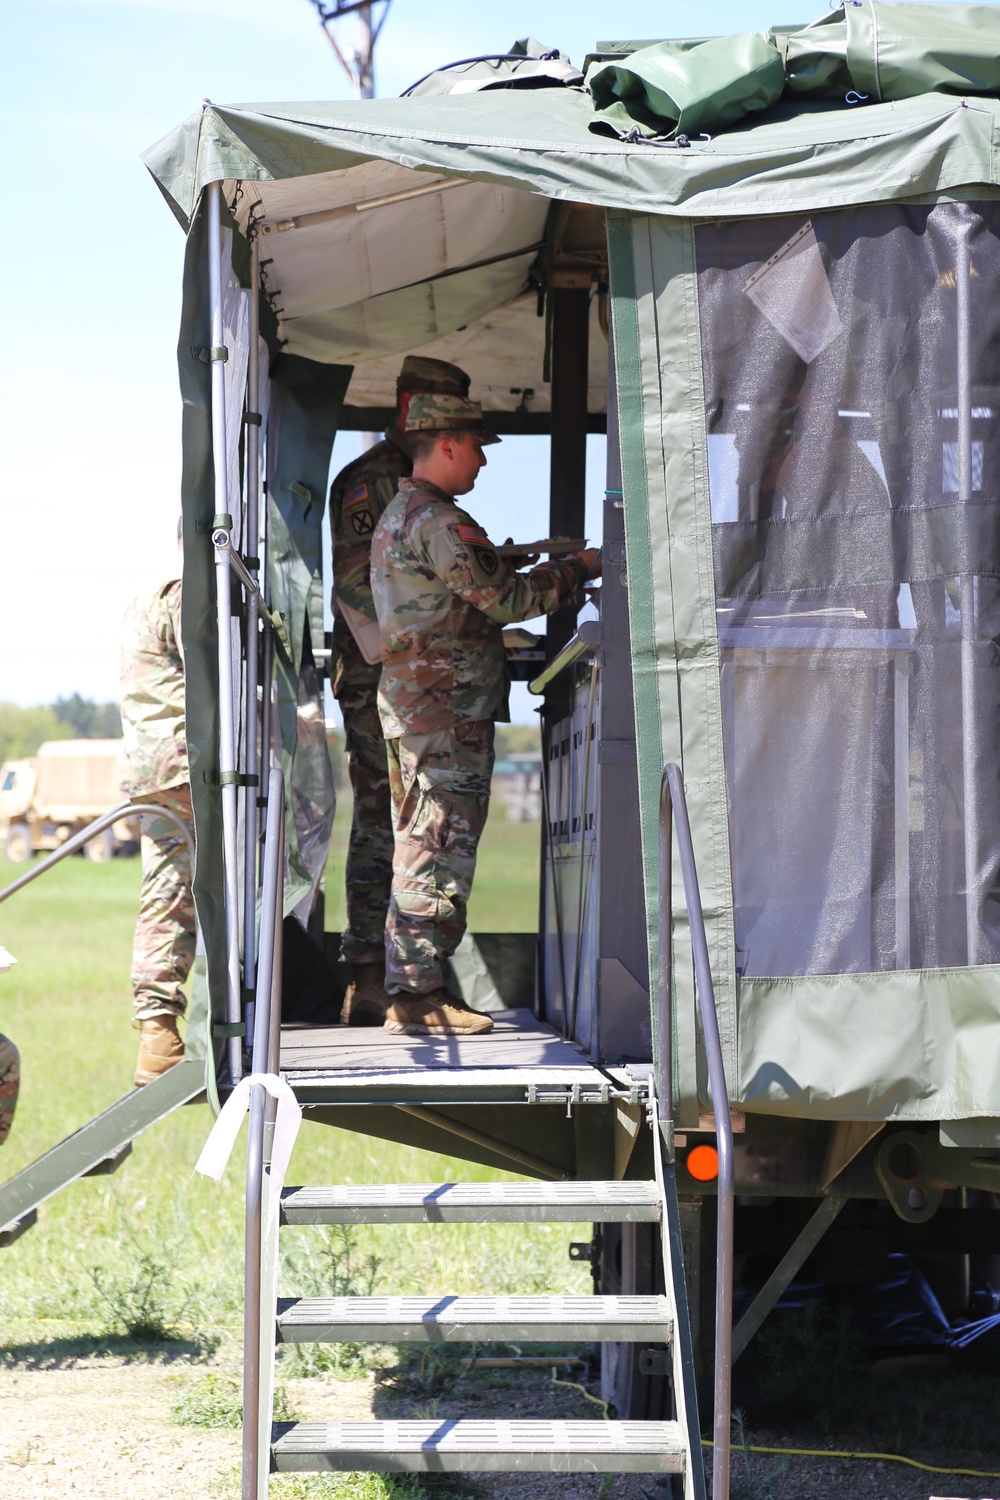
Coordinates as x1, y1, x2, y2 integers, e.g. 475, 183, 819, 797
473, 545, 499, 577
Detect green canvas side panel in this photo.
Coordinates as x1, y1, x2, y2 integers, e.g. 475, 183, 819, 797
177, 196, 226, 1101
606, 213, 668, 1083
266, 355, 350, 916
608, 213, 737, 1127
738, 965, 1000, 1121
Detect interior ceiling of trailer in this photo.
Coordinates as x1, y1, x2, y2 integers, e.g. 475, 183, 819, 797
227, 160, 608, 413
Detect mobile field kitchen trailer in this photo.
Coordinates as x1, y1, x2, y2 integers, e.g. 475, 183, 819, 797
7, 4, 1000, 1494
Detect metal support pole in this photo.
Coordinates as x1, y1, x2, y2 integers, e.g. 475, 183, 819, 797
656, 777, 675, 1147
545, 283, 590, 723
260, 497, 274, 822
243, 234, 262, 1040
956, 206, 979, 966
242, 768, 284, 1500
208, 180, 244, 1083
893, 650, 911, 969
356, 4, 374, 98
659, 763, 733, 1500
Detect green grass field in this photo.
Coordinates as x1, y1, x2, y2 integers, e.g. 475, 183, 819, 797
0, 805, 585, 1356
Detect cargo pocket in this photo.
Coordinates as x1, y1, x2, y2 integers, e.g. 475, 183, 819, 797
391, 883, 451, 925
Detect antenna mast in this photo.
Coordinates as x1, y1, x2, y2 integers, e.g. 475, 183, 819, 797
308, 1, 392, 99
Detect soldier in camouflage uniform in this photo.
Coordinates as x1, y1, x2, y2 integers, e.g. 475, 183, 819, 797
0, 1034, 18, 1146
120, 561, 195, 1085
330, 355, 470, 1026
371, 394, 601, 1035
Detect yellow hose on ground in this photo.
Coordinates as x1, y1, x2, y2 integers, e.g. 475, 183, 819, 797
704, 1438, 1000, 1480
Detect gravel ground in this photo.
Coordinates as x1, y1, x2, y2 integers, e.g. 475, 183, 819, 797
0, 1360, 240, 1498
2, 1352, 999, 1499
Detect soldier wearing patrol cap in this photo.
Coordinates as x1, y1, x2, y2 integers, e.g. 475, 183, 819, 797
371, 394, 602, 1036
330, 356, 471, 1027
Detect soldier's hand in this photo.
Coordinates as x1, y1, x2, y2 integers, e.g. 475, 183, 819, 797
578, 547, 603, 581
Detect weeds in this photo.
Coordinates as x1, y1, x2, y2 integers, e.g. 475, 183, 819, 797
281, 1225, 383, 1379
755, 1302, 867, 1433
171, 1371, 297, 1428
748, 1298, 1000, 1458
388, 1343, 473, 1397
89, 1248, 188, 1342
729, 1410, 788, 1500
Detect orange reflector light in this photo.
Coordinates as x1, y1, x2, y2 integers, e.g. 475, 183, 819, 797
686, 1144, 719, 1182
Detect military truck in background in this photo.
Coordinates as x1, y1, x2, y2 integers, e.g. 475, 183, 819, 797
0, 740, 136, 862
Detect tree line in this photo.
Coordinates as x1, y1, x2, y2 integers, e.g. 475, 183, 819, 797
0, 696, 121, 765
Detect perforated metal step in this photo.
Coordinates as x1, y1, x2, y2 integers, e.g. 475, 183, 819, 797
276, 1293, 672, 1344
271, 1419, 685, 1474
280, 1179, 662, 1225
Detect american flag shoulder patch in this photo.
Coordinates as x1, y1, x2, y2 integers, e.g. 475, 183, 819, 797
458, 523, 489, 544
344, 482, 370, 509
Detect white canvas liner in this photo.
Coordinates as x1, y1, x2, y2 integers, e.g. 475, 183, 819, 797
224, 160, 607, 412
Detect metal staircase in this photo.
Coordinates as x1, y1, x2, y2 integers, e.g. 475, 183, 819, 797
233, 764, 730, 1499
255, 1162, 699, 1492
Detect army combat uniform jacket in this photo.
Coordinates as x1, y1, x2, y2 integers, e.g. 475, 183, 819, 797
372, 477, 588, 738
120, 575, 187, 798
329, 427, 411, 705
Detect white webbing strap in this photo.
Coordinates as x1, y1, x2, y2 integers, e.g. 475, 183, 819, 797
194, 1072, 302, 1231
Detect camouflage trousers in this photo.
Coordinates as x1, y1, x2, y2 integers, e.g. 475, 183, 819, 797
0, 1034, 19, 1146
384, 720, 495, 995
341, 694, 395, 966
132, 783, 196, 1022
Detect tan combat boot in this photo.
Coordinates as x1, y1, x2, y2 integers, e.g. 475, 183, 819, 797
341, 962, 394, 1026
134, 1015, 185, 1087
383, 989, 493, 1036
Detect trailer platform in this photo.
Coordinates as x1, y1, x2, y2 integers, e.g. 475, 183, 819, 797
277, 1009, 642, 1106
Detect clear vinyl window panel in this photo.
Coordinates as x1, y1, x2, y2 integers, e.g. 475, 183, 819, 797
696, 202, 1000, 977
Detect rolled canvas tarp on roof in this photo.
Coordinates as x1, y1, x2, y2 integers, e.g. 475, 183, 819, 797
145, 11, 1000, 1121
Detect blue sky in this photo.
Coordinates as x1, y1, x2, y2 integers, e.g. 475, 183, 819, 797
0, 0, 969, 718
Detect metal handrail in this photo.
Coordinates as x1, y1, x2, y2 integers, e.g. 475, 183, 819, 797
527, 620, 599, 696
242, 766, 284, 1500
0, 801, 194, 909
659, 762, 733, 1500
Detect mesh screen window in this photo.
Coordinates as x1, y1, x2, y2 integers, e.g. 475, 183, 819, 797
696, 202, 1000, 978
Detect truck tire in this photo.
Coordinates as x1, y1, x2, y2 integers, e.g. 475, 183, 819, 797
4, 824, 32, 863
84, 828, 115, 863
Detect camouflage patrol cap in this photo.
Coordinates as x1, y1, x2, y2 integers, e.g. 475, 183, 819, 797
405, 393, 500, 445
397, 356, 471, 397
